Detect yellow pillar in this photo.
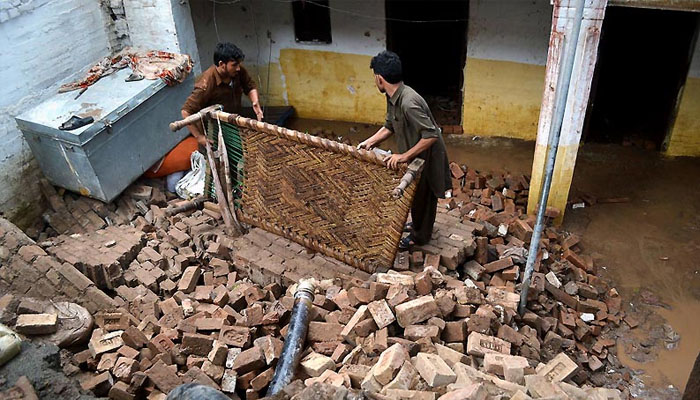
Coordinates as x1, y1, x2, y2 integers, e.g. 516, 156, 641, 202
527, 0, 607, 225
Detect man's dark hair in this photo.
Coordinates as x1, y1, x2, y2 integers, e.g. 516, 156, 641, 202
213, 42, 245, 65
370, 51, 402, 84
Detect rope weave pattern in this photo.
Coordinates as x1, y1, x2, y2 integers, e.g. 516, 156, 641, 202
215, 112, 421, 273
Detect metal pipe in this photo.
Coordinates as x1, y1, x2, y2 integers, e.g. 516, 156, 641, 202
266, 280, 316, 396
164, 197, 210, 216
518, 0, 586, 315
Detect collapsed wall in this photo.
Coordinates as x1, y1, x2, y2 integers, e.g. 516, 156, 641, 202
0, 217, 117, 314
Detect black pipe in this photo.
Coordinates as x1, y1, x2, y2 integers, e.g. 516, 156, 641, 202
266, 280, 315, 396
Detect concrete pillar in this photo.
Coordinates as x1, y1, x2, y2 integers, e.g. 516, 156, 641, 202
527, 0, 608, 224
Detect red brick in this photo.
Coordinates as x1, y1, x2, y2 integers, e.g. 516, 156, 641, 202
394, 251, 409, 271
80, 371, 114, 396
424, 254, 440, 269
181, 333, 214, 356
394, 296, 440, 328
113, 357, 139, 382
232, 346, 265, 374
177, 266, 201, 293
56, 263, 93, 290
497, 324, 525, 346
404, 325, 440, 342
483, 257, 513, 273
442, 320, 467, 343
474, 237, 489, 265
121, 327, 149, 348
563, 249, 588, 272
145, 360, 182, 393
108, 381, 134, 400
307, 321, 344, 342
219, 325, 251, 347
449, 162, 464, 179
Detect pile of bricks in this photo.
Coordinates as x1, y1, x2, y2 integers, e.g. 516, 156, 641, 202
46, 225, 145, 290
0, 218, 118, 314
38, 178, 167, 237
0, 161, 637, 399
66, 261, 625, 399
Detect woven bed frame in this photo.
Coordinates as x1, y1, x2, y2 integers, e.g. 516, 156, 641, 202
173, 109, 424, 273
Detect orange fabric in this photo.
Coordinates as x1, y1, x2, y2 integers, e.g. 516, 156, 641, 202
144, 136, 198, 178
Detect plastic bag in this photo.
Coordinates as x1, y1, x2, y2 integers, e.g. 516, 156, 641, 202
0, 324, 21, 367
176, 151, 206, 199
166, 171, 186, 193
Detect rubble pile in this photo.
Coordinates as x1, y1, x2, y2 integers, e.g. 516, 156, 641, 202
35, 178, 171, 238
0, 162, 637, 400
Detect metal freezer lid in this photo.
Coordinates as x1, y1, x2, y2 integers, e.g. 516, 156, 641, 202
16, 68, 167, 145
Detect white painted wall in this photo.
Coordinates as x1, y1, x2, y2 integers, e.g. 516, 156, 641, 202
124, 0, 202, 73
0, 0, 110, 226
467, 0, 552, 65
189, 0, 386, 101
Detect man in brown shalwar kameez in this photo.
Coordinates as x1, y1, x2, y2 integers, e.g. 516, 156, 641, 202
358, 51, 451, 250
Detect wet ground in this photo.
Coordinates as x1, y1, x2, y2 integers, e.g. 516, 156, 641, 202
288, 118, 700, 396
0, 341, 97, 400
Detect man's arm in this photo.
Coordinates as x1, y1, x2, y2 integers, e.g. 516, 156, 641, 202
358, 126, 393, 150
385, 137, 436, 169
181, 109, 208, 146
386, 99, 439, 168
248, 89, 264, 121
182, 77, 212, 146
241, 67, 263, 121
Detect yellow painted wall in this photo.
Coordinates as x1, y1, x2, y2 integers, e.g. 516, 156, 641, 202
666, 77, 700, 157
462, 58, 546, 140
274, 49, 386, 124
245, 62, 288, 107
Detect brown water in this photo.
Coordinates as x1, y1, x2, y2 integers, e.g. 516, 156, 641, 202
288, 118, 700, 393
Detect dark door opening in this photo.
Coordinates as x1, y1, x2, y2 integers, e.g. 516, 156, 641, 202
583, 7, 699, 150
385, 0, 468, 126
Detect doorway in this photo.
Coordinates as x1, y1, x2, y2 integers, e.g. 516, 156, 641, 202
385, 0, 468, 126
583, 7, 699, 150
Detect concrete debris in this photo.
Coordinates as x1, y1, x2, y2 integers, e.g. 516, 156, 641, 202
0, 169, 635, 399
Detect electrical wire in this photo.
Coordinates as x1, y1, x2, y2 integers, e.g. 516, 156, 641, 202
213, 0, 220, 41
265, 12, 273, 114
249, 0, 264, 103
210, 0, 469, 24
269, 0, 470, 23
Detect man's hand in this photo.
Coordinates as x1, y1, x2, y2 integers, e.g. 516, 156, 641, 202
195, 134, 212, 148
357, 139, 375, 150
385, 153, 409, 169
253, 102, 264, 121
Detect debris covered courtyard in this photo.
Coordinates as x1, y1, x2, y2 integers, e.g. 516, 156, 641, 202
1, 122, 697, 399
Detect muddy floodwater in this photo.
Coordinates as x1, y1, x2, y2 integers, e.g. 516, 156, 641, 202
288, 117, 700, 394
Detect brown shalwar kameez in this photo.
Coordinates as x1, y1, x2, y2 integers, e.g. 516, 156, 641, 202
182, 65, 257, 115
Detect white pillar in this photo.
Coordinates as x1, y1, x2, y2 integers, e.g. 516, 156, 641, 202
528, 0, 608, 224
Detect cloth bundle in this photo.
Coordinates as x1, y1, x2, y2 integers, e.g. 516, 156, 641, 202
59, 48, 193, 93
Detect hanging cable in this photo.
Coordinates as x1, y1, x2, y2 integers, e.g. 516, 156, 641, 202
212, 0, 220, 42
269, 0, 469, 23
209, 0, 469, 23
